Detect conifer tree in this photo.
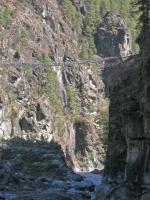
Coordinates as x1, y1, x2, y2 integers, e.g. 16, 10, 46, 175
133, 0, 150, 53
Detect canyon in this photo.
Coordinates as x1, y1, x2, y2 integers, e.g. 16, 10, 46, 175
0, 0, 149, 200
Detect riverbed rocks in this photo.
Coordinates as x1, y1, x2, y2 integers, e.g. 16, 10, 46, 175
0, 139, 97, 200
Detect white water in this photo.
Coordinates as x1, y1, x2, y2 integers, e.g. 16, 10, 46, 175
73, 168, 102, 200
76, 171, 102, 186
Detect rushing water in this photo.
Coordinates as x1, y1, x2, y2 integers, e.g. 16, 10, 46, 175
74, 168, 102, 200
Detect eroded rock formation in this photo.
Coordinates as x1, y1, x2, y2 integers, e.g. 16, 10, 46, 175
0, 0, 78, 62
0, 61, 108, 171
95, 12, 132, 58
1, 0, 139, 199
0, 0, 110, 173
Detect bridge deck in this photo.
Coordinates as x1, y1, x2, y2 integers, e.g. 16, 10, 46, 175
0, 56, 126, 68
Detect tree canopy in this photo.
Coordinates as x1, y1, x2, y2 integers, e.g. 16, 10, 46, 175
62, 0, 140, 58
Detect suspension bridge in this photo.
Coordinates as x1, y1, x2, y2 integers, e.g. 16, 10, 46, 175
0, 56, 130, 68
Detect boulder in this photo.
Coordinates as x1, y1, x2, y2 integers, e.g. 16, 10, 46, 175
95, 12, 132, 58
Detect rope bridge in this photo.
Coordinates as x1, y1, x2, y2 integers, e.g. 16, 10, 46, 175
0, 56, 131, 68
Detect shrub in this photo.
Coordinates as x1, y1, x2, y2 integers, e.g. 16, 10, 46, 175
66, 85, 81, 115
20, 29, 28, 45
79, 37, 97, 59
38, 53, 51, 64
0, 8, 12, 27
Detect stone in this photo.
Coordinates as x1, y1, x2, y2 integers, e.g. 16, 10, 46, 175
13, 51, 20, 59
95, 12, 132, 58
97, 57, 150, 199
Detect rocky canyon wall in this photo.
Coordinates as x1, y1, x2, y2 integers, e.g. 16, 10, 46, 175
97, 56, 150, 200
0, 61, 108, 171
0, 0, 110, 171
0, 0, 133, 175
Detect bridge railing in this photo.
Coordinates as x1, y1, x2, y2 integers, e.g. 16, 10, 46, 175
0, 55, 132, 68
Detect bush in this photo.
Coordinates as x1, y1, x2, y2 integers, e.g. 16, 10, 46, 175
66, 85, 81, 115
79, 37, 97, 59
98, 110, 109, 150
20, 29, 28, 45
0, 8, 12, 27
38, 53, 51, 64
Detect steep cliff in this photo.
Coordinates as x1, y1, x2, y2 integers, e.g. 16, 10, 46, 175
94, 12, 132, 58
0, 0, 110, 172
96, 56, 150, 200
1, 0, 141, 199
0, 0, 78, 61
0, 61, 108, 172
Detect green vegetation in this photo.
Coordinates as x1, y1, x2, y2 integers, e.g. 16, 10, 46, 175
0, 8, 12, 27
66, 85, 81, 115
97, 107, 109, 150
46, 68, 65, 133
37, 55, 66, 133
20, 29, 28, 45
16, 0, 28, 9
38, 53, 51, 64
87, 101, 95, 113
62, 0, 82, 34
100, 112, 109, 148
23, 66, 33, 82
81, 0, 101, 33
132, 0, 150, 53
79, 37, 97, 59
62, 0, 140, 56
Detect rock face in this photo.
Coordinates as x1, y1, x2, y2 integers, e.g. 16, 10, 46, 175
0, 0, 78, 62
0, 61, 108, 172
95, 12, 132, 58
96, 57, 150, 200
0, 60, 106, 198
0, 0, 109, 173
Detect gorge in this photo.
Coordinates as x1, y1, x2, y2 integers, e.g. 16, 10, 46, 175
0, 0, 150, 200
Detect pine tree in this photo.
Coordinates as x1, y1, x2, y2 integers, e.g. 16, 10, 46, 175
133, 0, 150, 53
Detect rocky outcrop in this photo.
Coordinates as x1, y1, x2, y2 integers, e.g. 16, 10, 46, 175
0, 60, 108, 171
0, 0, 110, 173
96, 57, 150, 200
95, 12, 132, 58
0, 0, 78, 62
70, 0, 87, 15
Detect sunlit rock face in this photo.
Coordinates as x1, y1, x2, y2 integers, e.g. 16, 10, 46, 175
0, 0, 78, 62
0, 59, 109, 171
96, 57, 150, 200
95, 12, 132, 58
0, 0, 110, 173
0, 61, 106, 199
